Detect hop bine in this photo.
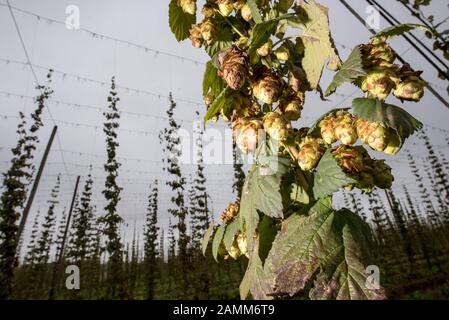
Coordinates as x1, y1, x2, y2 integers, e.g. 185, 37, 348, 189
218, 46, 249, 90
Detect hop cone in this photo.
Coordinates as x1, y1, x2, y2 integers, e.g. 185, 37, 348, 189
297, 137, 324, 171
178, 0, 196, 15
361, 40, 395, 64
361, 67, 397, 100
232, 118, 263, 154
189, 24, 203, 48
332, 145, 365, 175
237, 233, 249, 258
202, 3, 215, 17
319, 114, 337, 145
334, 111, 357, 145
200, 19, 218, 45
220, 201, 240, 222
216, 0, 234, 16
218, 46, 249, 90
275, 45, 290, 61
252, 67, 283, 104
241, 3, 252, 21
393, 76, 426, 102
263, 112, 288, 141
382, 129, 402, 155
257, 40, 272, 57
280, 92, 304, 121
356, 119, 388, 152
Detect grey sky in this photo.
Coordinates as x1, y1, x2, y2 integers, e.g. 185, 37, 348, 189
0, 0, 448, 254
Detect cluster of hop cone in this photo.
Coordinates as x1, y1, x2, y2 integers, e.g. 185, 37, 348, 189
178, 0, 427, 260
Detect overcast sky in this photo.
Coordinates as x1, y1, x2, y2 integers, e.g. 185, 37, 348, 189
0, 0, 448, 255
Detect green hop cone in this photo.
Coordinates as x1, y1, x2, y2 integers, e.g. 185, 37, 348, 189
332, 145, 365, 175
393, 76, 427, 102
202, 3, 216, 17
356, 119, 389, 152
177, 0, 196, 15
236, 233, 249, 258
382, 129, 402, 155
200, 19, 218, 45
232, 118, 263, 154
216, 0, 234, 16
256, 40, 273, 58
218, 46, 249, 90
263, 112, 289, 142
226, 241, 242, 260
334, 111, 357, 145
297, 137, 324, 171
372, 160, 394, 189
319, 114, 337, 145
361, 67, 397, 100
252, 67, 283, 104
279, 92, 304, 121
241, 3, 252, 21
362, 40, 396, 64
275, 45, 290, 61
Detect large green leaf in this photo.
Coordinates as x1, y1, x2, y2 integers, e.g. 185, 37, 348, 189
264, 198, 336, 297
203, 61, 225, 97
239, 166, 260, 254
352, 98, 423, 143
248, 20, 279, 55
168, 0, 196, 42
212, 223, 226, 262
312, 150, 356, 199
258, 215, 278, 264
202, 222, 215, 256
247, 0, 262, 23
373, 23, 431, 40
223, 218, 240, 252
325, 46, 365, 96
264, 201, 384, 299
293, 0, 341, 89
240, 240, 273, 300
309, 209, 386, 300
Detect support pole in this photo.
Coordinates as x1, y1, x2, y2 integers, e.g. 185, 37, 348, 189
17, 125, 57, 243
49, 175, 80, 300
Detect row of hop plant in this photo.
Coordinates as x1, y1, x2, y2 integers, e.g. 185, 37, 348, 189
170, 0, 430, 300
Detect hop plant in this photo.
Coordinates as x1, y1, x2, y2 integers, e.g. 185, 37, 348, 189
334, 111, 357, 145
232, 117, 263, 154
263, 112, 289, 141
178, 0, 196, 15
220, 201, 240, 222
297, 136, 325, 171
218, 46, 249, 90
252, 67, 283, 104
